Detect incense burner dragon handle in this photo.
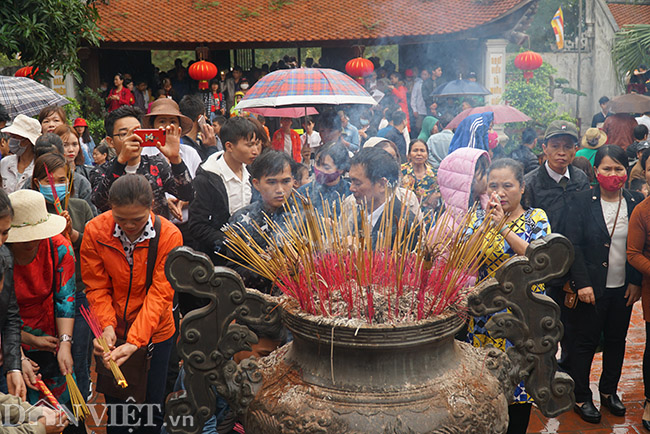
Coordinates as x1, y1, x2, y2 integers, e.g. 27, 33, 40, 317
467, 233, 576, 417
163, 247, 281, 434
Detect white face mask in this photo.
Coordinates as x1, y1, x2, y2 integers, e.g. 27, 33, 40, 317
8, 138, 26, 156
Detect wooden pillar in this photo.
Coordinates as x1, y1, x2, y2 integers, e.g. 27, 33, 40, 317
79, 47, 100, 90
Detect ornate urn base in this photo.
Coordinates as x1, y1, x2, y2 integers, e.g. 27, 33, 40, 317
247, 306, 512, 433
164, 234, 575, 434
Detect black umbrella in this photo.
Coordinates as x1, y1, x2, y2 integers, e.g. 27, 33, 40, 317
431, 79, 491, 97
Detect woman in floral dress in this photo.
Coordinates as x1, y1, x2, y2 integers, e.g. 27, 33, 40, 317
401, 139, 440, 215
465, 158, 550, 434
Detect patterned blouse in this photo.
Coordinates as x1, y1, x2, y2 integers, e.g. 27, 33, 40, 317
465, 207, 550, 404
90, 154, 193, 220
13, 234, 76, 404
401, 162, 439, 203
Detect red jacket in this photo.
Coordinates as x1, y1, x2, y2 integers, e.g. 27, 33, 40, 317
272, 129, 302, 163
81, 211, 182, 347
107, 87, 135, 112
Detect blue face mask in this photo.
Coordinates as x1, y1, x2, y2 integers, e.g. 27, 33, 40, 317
39, 183, 68, 203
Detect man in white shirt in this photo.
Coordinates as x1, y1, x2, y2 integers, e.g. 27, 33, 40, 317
348, 147, 413, 248
636, 111, 650, 131
188, 117, 259, 265
141, 99, 203, 232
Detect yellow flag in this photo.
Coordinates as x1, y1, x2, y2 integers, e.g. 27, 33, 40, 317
551, 6, 565, 50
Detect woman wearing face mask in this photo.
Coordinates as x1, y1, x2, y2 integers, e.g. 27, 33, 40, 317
566, 145, 643, 424
30, 153, 94, 402
297, 144, 350, 216
466, 158, 550, 434
401, 139, 440, 214
0, 115, 40, 194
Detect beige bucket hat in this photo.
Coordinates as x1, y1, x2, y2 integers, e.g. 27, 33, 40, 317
6, 190, 66, 243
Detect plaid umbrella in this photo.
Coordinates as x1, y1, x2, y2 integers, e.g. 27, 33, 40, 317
237, 68, 377, 109
0, 76, 69, 118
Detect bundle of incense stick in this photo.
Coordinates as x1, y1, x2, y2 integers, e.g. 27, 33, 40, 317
65, 374, 89, 420
35, 379, 64, 411
80, 305, 128, 388
221, 190, 508, 324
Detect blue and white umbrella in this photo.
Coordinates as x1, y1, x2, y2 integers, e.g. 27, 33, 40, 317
0, 76, 69, 118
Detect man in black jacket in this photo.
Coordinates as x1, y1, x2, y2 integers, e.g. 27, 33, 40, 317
0, 245, 25, 400
187, 117, 258, 266
522, 120, 590, 374
510, 127, 539, 174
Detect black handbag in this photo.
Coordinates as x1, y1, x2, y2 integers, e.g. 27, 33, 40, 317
95, 216, 160, 403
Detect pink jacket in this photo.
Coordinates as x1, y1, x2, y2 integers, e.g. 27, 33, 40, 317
437, 147, 490, 222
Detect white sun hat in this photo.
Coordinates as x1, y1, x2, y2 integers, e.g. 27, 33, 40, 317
1, 114, 41, 145
6, 190, 66, 243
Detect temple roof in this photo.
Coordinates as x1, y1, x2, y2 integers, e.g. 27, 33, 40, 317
608, 2, 650, 26
96, 0, 536, 49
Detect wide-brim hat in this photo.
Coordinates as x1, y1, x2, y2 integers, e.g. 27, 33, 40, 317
580, 128, 607, 149
6, 190, 66, 243
142, 98, 193, 135
1, 114, 41, 145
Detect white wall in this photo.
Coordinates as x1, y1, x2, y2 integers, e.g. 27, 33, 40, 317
539, 0, 622, 132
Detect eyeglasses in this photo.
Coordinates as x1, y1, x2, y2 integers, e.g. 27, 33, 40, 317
112, 131, 129, 140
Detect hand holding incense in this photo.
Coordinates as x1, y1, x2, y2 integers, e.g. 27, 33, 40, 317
80, 305, 128, 388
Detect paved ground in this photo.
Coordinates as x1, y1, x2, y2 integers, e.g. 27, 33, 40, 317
529, 301, 648, 434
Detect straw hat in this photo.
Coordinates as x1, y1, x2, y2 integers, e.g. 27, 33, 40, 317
6, 190, 66, 243
142, 98, 193, 135
1, 114, 41, 145
580, 128, 607, 149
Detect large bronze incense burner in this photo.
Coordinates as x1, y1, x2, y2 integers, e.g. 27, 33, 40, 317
165, 234, 575, 433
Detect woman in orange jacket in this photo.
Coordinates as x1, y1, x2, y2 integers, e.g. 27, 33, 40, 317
271, 117, 302, 162
81, 174, 182, 434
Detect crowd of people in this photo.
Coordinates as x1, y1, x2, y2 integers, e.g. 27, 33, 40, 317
0, 55, 649, 434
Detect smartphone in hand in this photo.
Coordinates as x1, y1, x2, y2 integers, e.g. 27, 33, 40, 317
134, 129, 166, 147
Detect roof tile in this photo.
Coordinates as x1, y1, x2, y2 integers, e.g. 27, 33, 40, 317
96, 0, 531, 46
608, 3, 650, 27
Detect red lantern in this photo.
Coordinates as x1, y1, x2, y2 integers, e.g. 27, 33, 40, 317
188, 61, 218, 90
514, 51, 543, 83
14, 66, 39, 79
345, 58, 374, 84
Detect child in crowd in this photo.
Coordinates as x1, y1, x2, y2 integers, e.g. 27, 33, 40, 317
631, 178, 649, 198
301, 116, 322, 154
272, 117, 302, 162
